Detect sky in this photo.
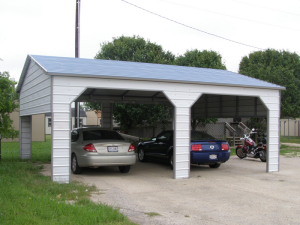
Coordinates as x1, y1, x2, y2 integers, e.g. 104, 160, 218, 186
1, 0, 300, 82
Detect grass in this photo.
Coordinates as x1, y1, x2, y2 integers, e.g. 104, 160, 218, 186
280, 144, 300, 157
0, 135, 135, 225
280, 135, 300, 144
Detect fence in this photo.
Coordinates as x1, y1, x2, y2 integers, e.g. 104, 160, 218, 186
280, 118, 300, 137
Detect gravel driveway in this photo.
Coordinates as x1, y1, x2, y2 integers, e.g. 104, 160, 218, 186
42, 156, 300, 225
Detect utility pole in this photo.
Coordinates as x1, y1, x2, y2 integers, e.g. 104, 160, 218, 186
75, 0, 81, 128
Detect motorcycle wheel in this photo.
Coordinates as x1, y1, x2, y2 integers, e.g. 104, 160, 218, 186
259, 150, 266, 162
236, 147, 247, 159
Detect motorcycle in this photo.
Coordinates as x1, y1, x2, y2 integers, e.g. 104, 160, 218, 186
236, 128, 267, 162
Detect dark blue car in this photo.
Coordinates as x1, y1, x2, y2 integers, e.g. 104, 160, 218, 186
137, 130, 230, 169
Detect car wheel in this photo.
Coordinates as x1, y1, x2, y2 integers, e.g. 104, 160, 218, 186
119, 165, 131, 173
138, 148, 147, 162
259, 150, 266, 162
169, 152, 173, 170
71, 154, 82, 174
209, 163, 220, 168
236, 147, 247, 159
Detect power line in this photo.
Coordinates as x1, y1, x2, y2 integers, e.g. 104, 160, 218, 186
156, 0, 300, 32
229, 0, 300, 17
121, 0, 265, 50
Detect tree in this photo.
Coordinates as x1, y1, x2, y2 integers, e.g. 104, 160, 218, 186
175, 49, 226, 70
239, 49, 300, 118
83, 102, 101, 114
113, 104, 172, 134
95, 35, 175, 64
175, 49, 226, 129
0, 71, 19, 139
93, 36, 175, 133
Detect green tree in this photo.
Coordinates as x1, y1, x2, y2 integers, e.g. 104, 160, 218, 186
175, 49, 226, 129
0, 71, 19, 139
93, 36, 175, 133
175, 49, 226, 69
83, 102, 101, 114
113, 104, 172, 134
95, 35, 175, 64
239, 49, 300, 118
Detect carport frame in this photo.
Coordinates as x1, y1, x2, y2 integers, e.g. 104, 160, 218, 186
16, 55, 285, 183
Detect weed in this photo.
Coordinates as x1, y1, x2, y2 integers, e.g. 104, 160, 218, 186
145, 212, 161, 217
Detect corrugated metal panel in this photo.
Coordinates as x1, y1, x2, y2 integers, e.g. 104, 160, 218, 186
16, 55, 285, 92
19, 60, 51, 116
19, 116, 32, 159
164, 91, 201, 179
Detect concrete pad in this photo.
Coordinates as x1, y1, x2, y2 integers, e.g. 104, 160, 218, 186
42, 156, 300, 225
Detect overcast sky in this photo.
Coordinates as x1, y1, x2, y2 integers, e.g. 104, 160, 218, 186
1, 0, 300, 82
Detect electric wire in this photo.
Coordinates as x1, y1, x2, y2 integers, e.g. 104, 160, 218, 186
121, 0, 265, 50
156, 0, 300, 32
229, 0, 300, 17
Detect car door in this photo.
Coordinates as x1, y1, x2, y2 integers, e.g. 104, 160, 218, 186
152, 131, 173, 158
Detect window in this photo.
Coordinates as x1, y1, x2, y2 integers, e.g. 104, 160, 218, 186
82, 130, 124, 141
156, 131, 172, 143
71, 130, 79, 142
48, 118, 51, 127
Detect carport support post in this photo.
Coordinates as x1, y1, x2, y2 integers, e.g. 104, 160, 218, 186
19, 116, 32, 159
164, 91, 202, 179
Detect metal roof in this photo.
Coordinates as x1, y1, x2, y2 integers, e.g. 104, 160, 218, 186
17, 54, 285, 92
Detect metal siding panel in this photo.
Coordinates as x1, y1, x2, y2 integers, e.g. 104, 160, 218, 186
177, 153, 189, 161
52, 131, 69, 139
52, 166, 70, 175
53, 176, 70, 183
52, 148, 69, 157
19, 61, 51, 116
19, 116, 32, 159
52, 94, 78, 103
52, 157, 70, 166
53, 86, 87, 95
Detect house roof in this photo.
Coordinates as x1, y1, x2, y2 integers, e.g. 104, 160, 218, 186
45, 108, 87, 117
17, 54, 285, 93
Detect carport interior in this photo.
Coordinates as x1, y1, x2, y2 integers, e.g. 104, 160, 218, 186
73, 87, 269, 172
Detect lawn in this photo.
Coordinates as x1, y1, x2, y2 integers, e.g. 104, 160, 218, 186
280, 135, 300, 144
0, 135, 135, 225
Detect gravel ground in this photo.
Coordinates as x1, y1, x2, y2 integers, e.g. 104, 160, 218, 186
42, 156, 300, 225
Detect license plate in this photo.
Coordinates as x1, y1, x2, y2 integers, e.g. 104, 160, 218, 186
107, 146, 118, 152
209, 154, 217, 159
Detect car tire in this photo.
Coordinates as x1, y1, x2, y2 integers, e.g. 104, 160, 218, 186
119, 165, 131, 173
169, 152, 173, 170
236, 147, 247, 159
138, 148, 147, 162
71, 154, 82, 174
209, 163, 220, 168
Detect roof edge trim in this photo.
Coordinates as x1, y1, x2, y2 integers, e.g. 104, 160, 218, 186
48, 72, 286, 91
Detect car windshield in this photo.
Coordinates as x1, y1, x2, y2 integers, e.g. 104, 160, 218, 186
191, 131, 216, 141
82, 130, 124, 141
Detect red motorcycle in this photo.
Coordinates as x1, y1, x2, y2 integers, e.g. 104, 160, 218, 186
236, 129, 267, 162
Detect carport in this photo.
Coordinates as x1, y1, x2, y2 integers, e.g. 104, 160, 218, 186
16, 55, 284, 183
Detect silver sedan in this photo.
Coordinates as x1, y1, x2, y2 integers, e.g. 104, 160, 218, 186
71, 128, 136, 174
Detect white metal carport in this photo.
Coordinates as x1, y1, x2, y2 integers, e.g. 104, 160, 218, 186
16, 55, 285, 183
